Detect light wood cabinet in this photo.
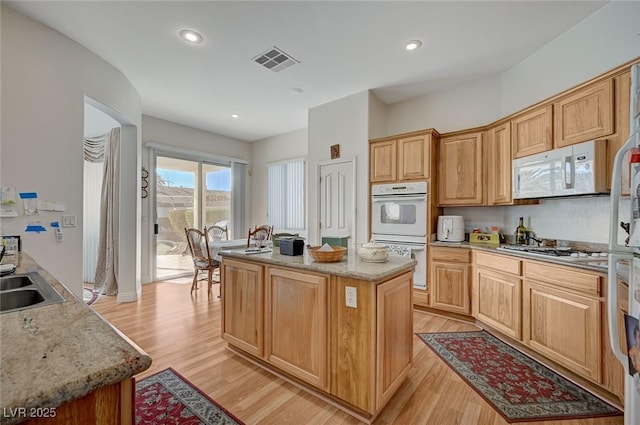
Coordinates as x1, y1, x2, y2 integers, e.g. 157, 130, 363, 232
222, 256, 414, 421
370, 140, 397, 182
522, 261, 602, 382
512, 104, 553, 158
438, 132, 484, 206
608, 70, 632, 195
375, 273, 413, 410
26, 379, 134, 425
487, 122, 512, 205
221, 259, 264, 357
554, 80, 614, 148
265, 267, 328, 389
602, 279, 628, 404
429, 247, 471, 315
370, 134, 429, 183
472, 251, 522, 339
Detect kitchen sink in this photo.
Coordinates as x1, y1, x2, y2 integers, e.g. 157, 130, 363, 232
0, 274, 34, 291
0, 272, 65, 314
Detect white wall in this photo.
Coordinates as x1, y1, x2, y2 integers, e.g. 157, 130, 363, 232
307, 91, 371, 247
385, 1, 640, 244
0, 6, 142, 299
141, 115, 251, 282
250, 128, 308, 233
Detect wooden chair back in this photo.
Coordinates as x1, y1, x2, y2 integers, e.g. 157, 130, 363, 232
185, 228, 212, 266
207, 225, 229, 241
247, 224, 273, 247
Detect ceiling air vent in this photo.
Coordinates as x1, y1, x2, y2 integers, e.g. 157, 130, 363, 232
253, 46, 299, 73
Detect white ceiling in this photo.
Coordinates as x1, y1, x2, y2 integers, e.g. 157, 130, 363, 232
6, 1, 608, 142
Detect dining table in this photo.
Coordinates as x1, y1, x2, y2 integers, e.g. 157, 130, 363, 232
207, 238, 247, 261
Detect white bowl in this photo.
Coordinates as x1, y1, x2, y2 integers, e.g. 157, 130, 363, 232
357, 240, 388, 262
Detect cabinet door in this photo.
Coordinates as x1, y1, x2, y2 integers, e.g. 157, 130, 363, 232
608, 71, 632, 195
222, 259, 264, 357
487, 122, 512, 205
376, 272, 413, 410
554, 80, 613, 148
472, 267, 521, 339
438, 132, 483, 206
602, 279, 627, 404
265, 267, 328, 389
370, 140, 397, 182
512, 104, 553, 158
430, 261, 470, 315
523, 280, 601, 381
397, 135, 428, 181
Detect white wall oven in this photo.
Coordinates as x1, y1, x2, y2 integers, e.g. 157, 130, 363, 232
371, 182, 427, 237
372, 182, 428, 290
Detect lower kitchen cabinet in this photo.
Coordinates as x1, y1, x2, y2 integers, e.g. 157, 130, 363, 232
221, 255, 414, 421
265, 267, 328, 390
601, 278, 628, 404
522, 261, 602, 382
472, 251, 522, 339
429, 247, 471, 315
221, 258, 265, 357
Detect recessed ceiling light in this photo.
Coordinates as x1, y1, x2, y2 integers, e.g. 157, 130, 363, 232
404, 40, 422, 51
231, 114, 239, 119
289, 87, 304, 95
179, 29, 203, 44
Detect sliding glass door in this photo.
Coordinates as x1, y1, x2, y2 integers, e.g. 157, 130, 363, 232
154, 155, 231, 280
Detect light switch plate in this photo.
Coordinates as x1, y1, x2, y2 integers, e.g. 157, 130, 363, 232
62, 215, 76, 228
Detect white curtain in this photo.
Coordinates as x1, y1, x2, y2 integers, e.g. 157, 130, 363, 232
83, 161, 103, 283
232, 162, 247, 240
94, 128, 120, 295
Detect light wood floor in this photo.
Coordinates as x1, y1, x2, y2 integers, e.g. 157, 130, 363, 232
92, 281, 624, 425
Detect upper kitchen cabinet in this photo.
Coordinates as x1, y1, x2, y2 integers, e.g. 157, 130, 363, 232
370, 140, 397, 182
438, 131, 484, 206
553, 79, 614, 148
608, 70, 632, 195
511, 104, 553, 158
487, 122, 512, 205
370, 131, 434, 183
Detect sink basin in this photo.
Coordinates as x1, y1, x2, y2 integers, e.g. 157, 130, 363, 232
0, 272, 64, 314
1, 289, 45, 310
0, 274, 34, 291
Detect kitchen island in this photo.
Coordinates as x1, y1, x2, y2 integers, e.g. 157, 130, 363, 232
0, 252, 151, 425
219, 249, 416, 424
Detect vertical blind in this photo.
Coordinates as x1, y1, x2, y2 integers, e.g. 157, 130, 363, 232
267, 159, 305, 230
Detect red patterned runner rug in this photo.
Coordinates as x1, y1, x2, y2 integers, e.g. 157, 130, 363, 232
136, 368, 244, 425
418, 331, 622, 423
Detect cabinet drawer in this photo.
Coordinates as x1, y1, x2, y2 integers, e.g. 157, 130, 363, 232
524, 261, 601, 297
474, 251, 521, 275
430, 247, 470, 263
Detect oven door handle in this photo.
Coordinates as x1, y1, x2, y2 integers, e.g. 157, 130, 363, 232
372, 196, 426, 203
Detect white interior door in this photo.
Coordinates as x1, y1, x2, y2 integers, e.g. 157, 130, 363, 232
319, 159, 355, 246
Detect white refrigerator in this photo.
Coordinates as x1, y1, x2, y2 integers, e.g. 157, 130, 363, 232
608, 62, 640, 425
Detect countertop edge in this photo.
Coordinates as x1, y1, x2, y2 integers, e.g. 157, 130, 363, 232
0, 252, 152, 419
220, 250, 416, 281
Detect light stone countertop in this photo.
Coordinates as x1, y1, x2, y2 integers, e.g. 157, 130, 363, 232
220, 248, 416, 281
0, 252, 151, 424
429, 240, 609, 273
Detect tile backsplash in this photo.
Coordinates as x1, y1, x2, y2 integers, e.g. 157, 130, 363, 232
444, 195, 630, 246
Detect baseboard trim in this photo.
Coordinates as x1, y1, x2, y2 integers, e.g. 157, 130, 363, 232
117, 290, 139, 303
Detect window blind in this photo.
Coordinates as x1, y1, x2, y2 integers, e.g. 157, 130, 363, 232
267, 159, 305, 231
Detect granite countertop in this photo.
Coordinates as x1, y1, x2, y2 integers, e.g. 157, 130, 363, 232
220, 248, 416, 282
429, 240, 610, 274
0, 252, 151, 424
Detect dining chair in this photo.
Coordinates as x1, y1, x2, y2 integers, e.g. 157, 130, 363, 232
207, 224, 229, 242
184, 227, 219, 297
247, 224, 273, 247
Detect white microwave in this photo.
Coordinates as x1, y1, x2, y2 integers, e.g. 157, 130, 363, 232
513, 139, 607, 199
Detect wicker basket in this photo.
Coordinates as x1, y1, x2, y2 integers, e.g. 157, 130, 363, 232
308, 246, 347, 263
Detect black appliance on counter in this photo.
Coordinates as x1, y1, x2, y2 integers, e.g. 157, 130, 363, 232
279, 237, 305, 256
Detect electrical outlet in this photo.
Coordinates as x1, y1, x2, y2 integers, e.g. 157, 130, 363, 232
345, 286, 357, 308
61, 215, 76, 228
